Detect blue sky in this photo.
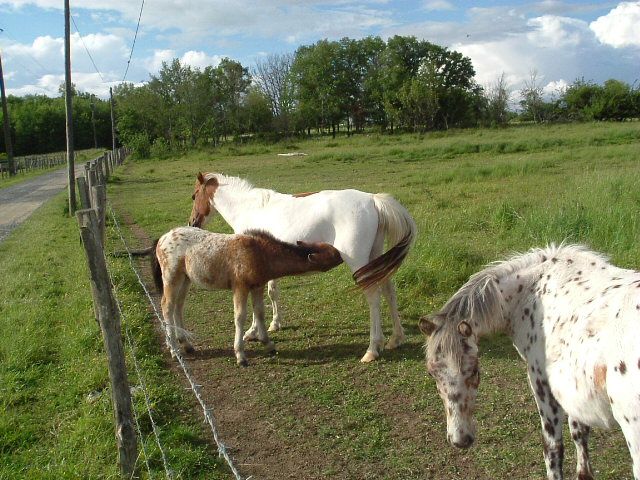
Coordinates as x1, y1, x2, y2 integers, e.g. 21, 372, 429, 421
0, 1, 638, 99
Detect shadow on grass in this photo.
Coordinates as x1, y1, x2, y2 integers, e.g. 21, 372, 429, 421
190, 338, 427, 365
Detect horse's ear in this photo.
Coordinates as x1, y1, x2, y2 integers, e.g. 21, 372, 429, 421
418, 315, 439, 336
197, 172, 205, 184
457, 321, 472, 337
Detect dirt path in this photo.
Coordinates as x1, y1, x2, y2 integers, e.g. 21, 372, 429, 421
0, 168, 74, 243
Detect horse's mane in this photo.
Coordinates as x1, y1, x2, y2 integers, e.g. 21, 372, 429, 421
427, 243, 599, 364
210, 173, 277, 207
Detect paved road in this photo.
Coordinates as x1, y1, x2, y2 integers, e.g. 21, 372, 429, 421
0, 167, 74, 243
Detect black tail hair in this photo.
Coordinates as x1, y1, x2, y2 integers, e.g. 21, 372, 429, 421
149, 239, 163, 294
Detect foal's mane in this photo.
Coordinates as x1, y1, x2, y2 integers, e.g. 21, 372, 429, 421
427, 244, 589, 364
243, 229, 318, 258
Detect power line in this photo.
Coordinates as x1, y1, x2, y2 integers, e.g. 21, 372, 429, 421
0, 27, 49, 73
70, 15, 105, 82
122, 0, 145, 82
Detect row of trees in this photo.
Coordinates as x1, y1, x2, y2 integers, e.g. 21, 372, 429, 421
0, 89, 112, 156
114, 36, 488, 149
517, 73, 640, 123
1, 35, 639, 157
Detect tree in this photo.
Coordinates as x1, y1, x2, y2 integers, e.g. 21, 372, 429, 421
253, 53, 295, 134
485, 73, 511, 126
520, 70, 545, 123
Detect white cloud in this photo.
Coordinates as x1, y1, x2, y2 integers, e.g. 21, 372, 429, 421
145, 49, 176, 72
526, 15, 587, 48
180, 51, 223, 70
590, 1, 640, 48
422, 0, 454, 11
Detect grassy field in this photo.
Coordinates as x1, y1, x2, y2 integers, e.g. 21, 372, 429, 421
2, 122, 639, 479
0, 149, 105, 190
0, 196, 232, 476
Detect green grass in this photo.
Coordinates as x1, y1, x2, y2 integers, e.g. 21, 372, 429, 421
0, 195, 232, 478
2, 122, 639, 479
0, 149, 105, 190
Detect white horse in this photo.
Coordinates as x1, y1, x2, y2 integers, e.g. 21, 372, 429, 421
189, 172, 417, 362
419, 244, 640, 479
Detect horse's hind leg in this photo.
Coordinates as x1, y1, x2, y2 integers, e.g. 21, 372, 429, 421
361, 287, 385, 363
160, 277, 182, 357
381, 279, 405, 350
568, 418, 594, 480
243, 280, 281, 341
251, 286, 276, 354
369, 228, 405, 350
174, 277, 194, 354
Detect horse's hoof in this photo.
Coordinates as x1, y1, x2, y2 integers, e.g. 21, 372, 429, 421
360, 351, 379, 363
243, 330, 260, 342
268, 322, 281, 333
264, 342, 277, 354
183, 344, 195, 354
385, 335, 405, 350
267, 348, 277, 357
238, 359, 248, 367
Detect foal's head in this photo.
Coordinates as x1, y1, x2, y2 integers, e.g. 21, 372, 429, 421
296, 240, 344, 272
419, 314, 480, 449
189, 172, 218, 228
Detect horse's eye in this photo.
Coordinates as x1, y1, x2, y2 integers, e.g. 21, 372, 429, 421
191, 194, 195, 200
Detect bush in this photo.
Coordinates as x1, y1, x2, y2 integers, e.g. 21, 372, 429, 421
125, 132, 151, 159
150, 137, 172, 159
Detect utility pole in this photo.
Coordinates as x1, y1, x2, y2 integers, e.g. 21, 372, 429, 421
109, 87, 116, 151
90, 97, 97, 149
64, 0, 77, 215
0, 50, 15, 176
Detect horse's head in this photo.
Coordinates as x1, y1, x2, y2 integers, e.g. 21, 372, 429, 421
296, 240, 343, 272
189, 172, 218, 228
419, 314, 480, 449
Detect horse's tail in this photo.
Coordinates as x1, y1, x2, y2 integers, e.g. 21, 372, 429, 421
149, 239, 164, 294
352, 193, 417, 290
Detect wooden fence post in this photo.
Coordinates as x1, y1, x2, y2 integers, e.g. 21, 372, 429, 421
90, 184, 107, 246
76, 176, 91, 210
76, 209, 137, 478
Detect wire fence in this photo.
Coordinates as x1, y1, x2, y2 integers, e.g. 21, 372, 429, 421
108, 205, 246, 480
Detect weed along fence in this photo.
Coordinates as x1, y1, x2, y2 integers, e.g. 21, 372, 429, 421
75, 150, 244, 479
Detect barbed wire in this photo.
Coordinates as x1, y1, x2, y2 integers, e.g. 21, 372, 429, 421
106, 241, 170, 479
108, 204, 246, 480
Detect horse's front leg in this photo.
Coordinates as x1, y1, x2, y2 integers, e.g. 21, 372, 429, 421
232, 288, 249, 367
361, 287, 385, 363
266, 280, 282, 332
568, 418, 594, 480
528, 372, 567, 479
243, 280, 282, 341
250, 286, 276, 354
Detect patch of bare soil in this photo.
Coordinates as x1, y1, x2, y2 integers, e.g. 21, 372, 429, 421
111, 206, 348, 480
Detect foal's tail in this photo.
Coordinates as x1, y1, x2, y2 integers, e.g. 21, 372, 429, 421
149, 240, 164, 294
352, 193, 417, 291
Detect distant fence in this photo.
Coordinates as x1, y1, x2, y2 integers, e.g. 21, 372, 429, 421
75, 149, 244, 479
0, 153, 65, 178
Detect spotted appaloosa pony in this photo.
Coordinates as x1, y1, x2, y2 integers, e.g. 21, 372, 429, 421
189, 172, 417, 363
151, 226, 343, 366
419, 244, 640, 479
